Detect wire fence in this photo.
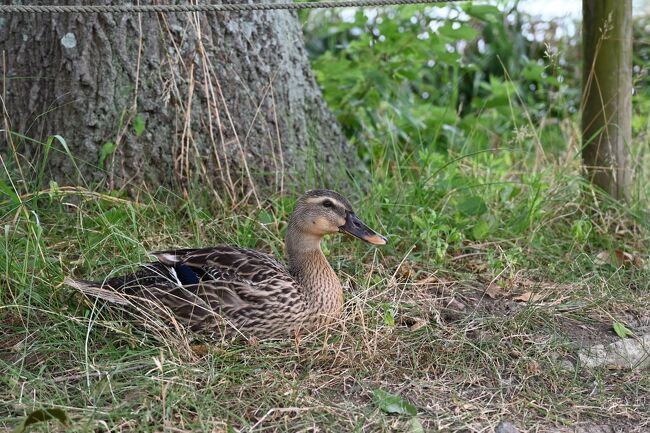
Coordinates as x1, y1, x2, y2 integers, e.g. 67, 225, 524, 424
0, 0, 459, 14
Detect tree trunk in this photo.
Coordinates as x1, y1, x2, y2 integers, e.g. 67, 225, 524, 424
1, 1, 356, 202
581, 0, 633, 201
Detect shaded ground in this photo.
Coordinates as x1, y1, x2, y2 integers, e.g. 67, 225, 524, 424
2, 254, 649, 433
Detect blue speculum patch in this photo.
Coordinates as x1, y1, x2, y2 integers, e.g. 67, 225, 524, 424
175, 264, 200, 285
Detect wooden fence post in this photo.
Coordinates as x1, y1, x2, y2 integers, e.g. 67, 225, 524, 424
582, 0, 633, 201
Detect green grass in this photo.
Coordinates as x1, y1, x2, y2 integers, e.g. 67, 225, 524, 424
3, 4, 650, 432
2, 131, 650, 432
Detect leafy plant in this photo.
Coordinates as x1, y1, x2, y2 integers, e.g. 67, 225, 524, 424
13, 408, 69, 433
613, 321, 634, 339
372, 388, 417, 416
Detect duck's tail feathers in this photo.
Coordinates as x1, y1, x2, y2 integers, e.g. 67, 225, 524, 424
63, 277, 130, 305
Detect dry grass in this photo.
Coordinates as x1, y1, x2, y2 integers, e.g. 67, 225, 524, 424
2, 7, 650, 432
1, 191, 649, 432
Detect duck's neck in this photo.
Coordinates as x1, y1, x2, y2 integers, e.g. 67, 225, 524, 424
285, 230, 343, 319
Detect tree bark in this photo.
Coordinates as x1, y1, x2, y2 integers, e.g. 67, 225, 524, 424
581, 0, 633, 201
1, 1, 356, 202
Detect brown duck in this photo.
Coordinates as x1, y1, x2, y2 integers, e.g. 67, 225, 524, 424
64, 189, 387, 339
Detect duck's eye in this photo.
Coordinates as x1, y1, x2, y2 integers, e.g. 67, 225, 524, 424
322, 200, 333, 208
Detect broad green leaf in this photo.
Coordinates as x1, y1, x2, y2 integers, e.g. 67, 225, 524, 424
472, 219, 490, 240
133, 113, 146, 137
613, 321, 634, 339
457, 196, 487, 217
372, 389, 417, 416
438, 22, 478, 41
258, 210, 275, 224
463, 4, 501, 19
0, 180, 20, 205
484, 93, 510, 108
382, 304, 395, 327
99, 141, 117, 168
409, 418, 425, 433
13, 408, 69, 433
522, 62, 545, 81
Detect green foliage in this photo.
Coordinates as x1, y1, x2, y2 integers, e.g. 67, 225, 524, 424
632, 17, 650, 134
302, 3, 649, 267
613, 321, 634, 339
133, 112, 146, 137
372, 388, 417, 416
13, 408, 69, 433
98, 141, 117, 168
304, 3, 581, 159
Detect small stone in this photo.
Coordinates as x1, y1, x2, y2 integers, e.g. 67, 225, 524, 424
578, 334, 650, 369
60, 32, 77, 49
495, 421, 519, 433
558, 358, 575, 372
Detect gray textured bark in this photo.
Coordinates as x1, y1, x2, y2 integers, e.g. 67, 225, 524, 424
582, 0, 633, 201
1, 1, 356, 201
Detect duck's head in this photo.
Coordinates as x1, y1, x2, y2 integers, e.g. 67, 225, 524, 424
288, 189, 387, 246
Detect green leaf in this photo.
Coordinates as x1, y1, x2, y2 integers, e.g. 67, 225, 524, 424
484, 93, 510, 108
372, 389, 417, 416
522, 62, 545, 81
382, 304, 395, 327
0, 180, 20, 206
438, 22, 478, 41
457, 196, 487, 217
99, 141, 117, 168
258, 210, 275, 225
409, 418, 425, 433
613, 321, 634, 339
133, 113, 146, 137
13, 408, 69, 433
463, 4, 501, 20
471, 219, 490, 240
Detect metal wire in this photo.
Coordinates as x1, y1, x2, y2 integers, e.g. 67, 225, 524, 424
0, 0, 458, 14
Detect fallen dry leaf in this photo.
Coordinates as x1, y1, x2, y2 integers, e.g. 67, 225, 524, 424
595, 249, 643, 268
485, 282, 507, 299
614, 249, 643, 267
446, 298, 466, 311
526, 360, 541, 376
408, 318, 428, 332
414, 275, 441, 286
595, 250, 613, 266
396, 261, 416, 280
512, 291, 546, 302
191, 344, 209, 357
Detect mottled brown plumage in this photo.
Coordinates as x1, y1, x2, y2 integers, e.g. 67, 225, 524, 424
64, 190, 387, 339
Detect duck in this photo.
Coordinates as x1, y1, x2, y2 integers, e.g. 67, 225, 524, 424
64, 189, 387, 339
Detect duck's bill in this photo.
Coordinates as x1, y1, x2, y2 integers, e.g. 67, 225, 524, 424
339, 212, 388, 245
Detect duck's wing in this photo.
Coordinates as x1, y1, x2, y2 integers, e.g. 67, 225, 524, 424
151, 246, 300, 305
152, 245, 290, 283
146, 246, 307, 335
67, 245, 306, 335
66, 261, 220, 331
